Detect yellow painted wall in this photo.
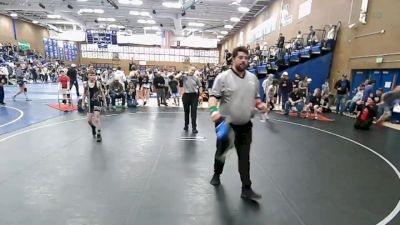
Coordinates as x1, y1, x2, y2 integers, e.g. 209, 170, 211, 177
0, 14, 49, 53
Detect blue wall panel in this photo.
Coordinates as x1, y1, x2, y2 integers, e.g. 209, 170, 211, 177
278, 52, 333, 92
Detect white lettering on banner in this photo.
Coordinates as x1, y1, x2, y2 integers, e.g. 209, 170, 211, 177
248, 16, 277, 43
298, 0, 312, 19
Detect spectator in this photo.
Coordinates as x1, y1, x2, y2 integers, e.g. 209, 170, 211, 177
58, 69, 71, 104
344, 84, 365, 114
279, 71, 293, 109
354, 97, 376, 130
263, 79, 278, 120
225, 50, 233, 66
67, 64, 80, 96
277, 33, 285, 62
153, 72, 167, 107
0, 75, 4, 105
334, 74, 351, 114
305, 88, 322, 119
307, 25, 316, 46
169, 75, 180, 106
293, 74, 301, 89
262, 74, 274, 101
109, 78, 126, 109
362, 79, 376, 102
298, 76, 309, 97
113, 66, 127, 89
284, 86, 304, 116
322, 25, 336, 49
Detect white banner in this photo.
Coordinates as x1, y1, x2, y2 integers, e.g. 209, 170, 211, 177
298, 0, 312, 19
248, 16, 277, 43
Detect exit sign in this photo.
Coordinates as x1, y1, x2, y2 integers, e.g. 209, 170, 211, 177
376, 56, 383, 64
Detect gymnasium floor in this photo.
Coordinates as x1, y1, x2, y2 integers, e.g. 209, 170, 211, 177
0, 84, 399, 225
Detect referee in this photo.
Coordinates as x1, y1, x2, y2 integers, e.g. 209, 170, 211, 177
176, 66, 203, 134
209, 46, 266, 200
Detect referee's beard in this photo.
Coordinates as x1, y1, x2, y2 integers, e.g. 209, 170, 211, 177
234, 62, 247, 73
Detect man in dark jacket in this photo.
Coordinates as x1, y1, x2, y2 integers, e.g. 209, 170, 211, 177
153, 72, 167, 106
334, 74, 351, 114
279, 71, 293, 109
67, 64, 79, 96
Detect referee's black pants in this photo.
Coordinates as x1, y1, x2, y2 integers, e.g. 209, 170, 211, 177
182, 92, 198, 129
214, 121, 252, 188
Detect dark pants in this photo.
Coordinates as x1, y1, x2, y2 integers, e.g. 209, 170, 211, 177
281, 92, 289, 109
182, 93, 198, 129
110, 92, 126, 106
70, 79, 80, 96
214, 121, 252, 188
156, 88, 166, 105
0, 85, 4, 103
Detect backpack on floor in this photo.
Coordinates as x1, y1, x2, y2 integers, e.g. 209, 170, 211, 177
127, 99, 138, 108
77, 98, 85, 113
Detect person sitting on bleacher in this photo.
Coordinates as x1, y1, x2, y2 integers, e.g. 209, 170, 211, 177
307, 26, 317, 46
109, 78, 126, 109
284, 86, 305, 117
306, 88, 322, 119
322, 25, 336, 49
293, 31, 303, 50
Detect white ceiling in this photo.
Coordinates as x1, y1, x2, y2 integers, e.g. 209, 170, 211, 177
0, 0, 272, 41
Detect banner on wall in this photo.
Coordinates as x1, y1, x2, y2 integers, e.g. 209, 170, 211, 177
248, 16, 277, 43
281, 2, 293, 27
298, 0, 312, 19
18, 42, 30, 51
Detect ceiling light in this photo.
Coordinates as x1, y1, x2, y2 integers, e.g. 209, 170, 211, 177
184, 28, 198, 32
129, 11, 140, 15
108, 24, 125, 29
47, 14, 61, 19
221, 31, 228, 35
118, 0, 143, 5
140, 12, 150, 17
224, 25, 233, 29
77, 0, 88, 2
230, 17, 240, 22
97, 17, 116, 22
129, 11, 151, 17
79, 9, 104, 14
217, 35, 223, 38
188, 22, 204, 27
138, 19, 155, 24
10, 13, 17, 17
162, 1, 182, 8
144, 26, 160, 30
238, 7, 249, 13
32, 20, 39, 24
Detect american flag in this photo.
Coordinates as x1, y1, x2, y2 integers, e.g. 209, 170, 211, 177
161, 31, 173, 48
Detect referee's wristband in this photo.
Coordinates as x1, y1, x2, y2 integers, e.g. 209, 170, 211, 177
210, 110, 219, 117
209, 105, 219, 115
